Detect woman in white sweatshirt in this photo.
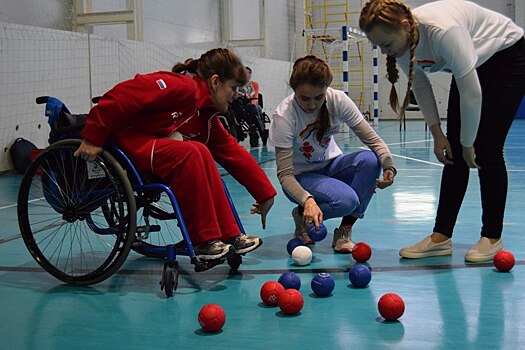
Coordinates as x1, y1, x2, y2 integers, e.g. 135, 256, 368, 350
269, 55, 396, 253
360, 0, 525, 262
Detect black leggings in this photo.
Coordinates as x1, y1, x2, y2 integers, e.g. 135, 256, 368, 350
434, 38, 525, 239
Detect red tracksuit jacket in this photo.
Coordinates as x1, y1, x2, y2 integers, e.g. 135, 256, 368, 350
82, 71, 276, 205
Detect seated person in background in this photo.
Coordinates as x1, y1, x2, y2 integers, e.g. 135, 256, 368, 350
238, 66, 263, 116
74, 48, 276, 263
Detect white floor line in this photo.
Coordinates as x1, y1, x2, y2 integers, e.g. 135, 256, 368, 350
0, 198, 41, 211
357, 146, 443, 167
386, 138, 433, 146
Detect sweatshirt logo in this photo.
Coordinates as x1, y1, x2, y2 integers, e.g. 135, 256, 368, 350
417, 60, 436, 73
156, 79, 167, 90
171, 111, 181, 121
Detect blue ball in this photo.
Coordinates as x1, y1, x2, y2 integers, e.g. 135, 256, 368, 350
278, 272, 301, 290
308, 223, 328, 242
287, 238, 305, 255
311, 272, 335, 297
348, 264, 372, 288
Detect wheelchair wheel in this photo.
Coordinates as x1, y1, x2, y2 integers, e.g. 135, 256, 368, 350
132, 192, 186, 258
249, 131, 259, 148
160, 261, 179, 298
17, 139, 137, 285
247, 110, 267, 147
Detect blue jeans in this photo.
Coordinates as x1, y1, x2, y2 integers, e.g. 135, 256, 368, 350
286, 150, 381, 220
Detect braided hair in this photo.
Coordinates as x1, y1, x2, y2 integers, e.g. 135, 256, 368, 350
359, 0, 418, 118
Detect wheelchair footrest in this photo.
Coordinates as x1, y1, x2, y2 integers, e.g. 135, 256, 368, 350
193, 257, 227, 272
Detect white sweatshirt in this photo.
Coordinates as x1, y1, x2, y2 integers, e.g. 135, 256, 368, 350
397, 0, 523, 146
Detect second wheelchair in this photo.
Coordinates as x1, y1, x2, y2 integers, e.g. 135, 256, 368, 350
220, 94, 270, 147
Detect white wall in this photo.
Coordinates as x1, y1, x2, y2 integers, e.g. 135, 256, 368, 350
0, 22, 291, 172
0, 0, 521, 171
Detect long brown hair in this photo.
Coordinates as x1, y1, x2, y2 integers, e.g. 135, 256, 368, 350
172, 48, 248, 85
290, 55, 333, 143
359, 0, 418, 118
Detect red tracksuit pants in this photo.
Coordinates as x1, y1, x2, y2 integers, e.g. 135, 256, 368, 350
114, 129, 240, 245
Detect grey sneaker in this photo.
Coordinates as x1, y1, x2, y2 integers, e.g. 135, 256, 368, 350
464, 237, 503, 262
399, 235, 452, 259
332, 227, 354, 254
194, 239, 234, 261
292, 207, 314, 244
224, 234, 263, 254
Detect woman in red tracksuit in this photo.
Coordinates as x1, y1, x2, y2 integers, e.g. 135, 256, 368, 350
74, 48, 276, 262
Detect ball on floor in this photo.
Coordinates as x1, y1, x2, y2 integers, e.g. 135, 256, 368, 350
287, 238, 305, 255
292, 245, 312, 266
278, 289, 304, 315
348, 263, 371, 288
352, 242, 372, 263
198, 304, 226, 333
378, 293, 405, 321
493, 250, 515, 272
260, 281, 285, 306
278, 271, 301, 290
311, 272, 335, 297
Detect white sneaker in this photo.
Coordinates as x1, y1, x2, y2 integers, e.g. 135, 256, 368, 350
332, 227, 354, 254
399, 235, 452, 259
292, 207, 314, 244
464, 237, 503, 262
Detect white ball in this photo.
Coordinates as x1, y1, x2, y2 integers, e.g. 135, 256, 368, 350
292, 246, 312, 266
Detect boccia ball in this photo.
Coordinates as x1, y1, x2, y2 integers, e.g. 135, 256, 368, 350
292, 246, 312, 266
349, 263, 372, 288
311, 272, 335, 297
198, 304, 226, 333
278, 271, 301, 290
352, 242, 372, 263
278, 289, 304, 315
378, 293, 405, 321
287, 238, 305, 255
308, 222, 328, 242
260, 281, 285, 306
493, 250, 515, 272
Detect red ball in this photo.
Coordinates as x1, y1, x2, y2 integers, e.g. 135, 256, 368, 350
352, 242, 372, 263
493, 250, 515, 272
378, 293, 405, 321
260, 281, 285, 306
198, 304, 226, 333
278, 289, 304, 315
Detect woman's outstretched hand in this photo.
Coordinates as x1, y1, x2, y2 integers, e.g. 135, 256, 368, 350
250, 197, 275, 229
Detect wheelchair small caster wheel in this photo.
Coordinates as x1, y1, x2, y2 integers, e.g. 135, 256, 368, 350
160, 261, 179, 298
227, 254, 242, 270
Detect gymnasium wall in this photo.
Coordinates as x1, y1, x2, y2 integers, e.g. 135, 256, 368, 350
0, 0, 520, 172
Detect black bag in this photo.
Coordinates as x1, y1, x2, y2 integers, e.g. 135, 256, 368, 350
10, 137, 37, 174
43, 97, 87, 144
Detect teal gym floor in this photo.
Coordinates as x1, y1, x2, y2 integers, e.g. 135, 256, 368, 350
1, 120, 524, 350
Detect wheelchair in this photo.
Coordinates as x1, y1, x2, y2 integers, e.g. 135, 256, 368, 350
219, 94, 270, 147
17, 96, 246, 297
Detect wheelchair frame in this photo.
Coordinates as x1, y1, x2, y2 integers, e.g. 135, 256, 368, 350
17, 96, 247, 297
